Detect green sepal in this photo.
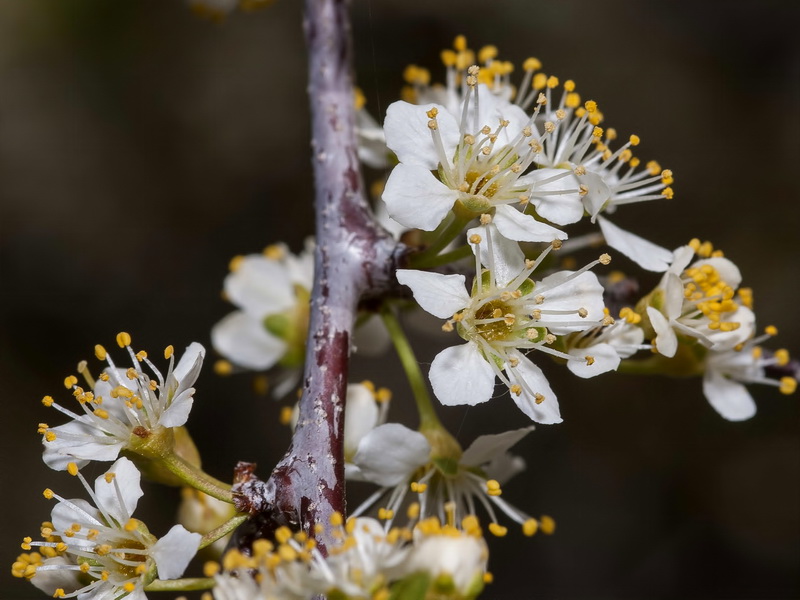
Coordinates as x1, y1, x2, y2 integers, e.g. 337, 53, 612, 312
264, 313, 291, 339
517, 278, 535, 296
432, 455, 460, 477
389, 572, 432, 600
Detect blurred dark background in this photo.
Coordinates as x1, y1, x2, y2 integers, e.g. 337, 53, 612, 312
1, 0, 799, 598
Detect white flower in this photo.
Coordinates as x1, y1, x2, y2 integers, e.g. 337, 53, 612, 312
18, 458, 200, 599
351, 423, 553, 538
41, 335, 205, 471
702, 333, 797, 421
398, 224, 607, 423
405, 527, 488, 598
177, 488, 237, 557
354, 88, 390, 169
382, 70, 568, 243
563, 320, 648, 378
212, 243, 314, 372
646, 243, 755, 358
213, 517, 409, 600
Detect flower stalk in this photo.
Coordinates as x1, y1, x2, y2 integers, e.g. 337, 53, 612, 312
160, 452, 234, 504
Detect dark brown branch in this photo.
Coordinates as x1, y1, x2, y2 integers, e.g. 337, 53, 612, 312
237, 0, 399, 555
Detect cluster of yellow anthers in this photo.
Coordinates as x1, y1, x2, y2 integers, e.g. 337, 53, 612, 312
41, 332, 176, 430
12, 522, 64, 581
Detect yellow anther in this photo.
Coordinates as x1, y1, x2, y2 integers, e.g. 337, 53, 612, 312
67, 463, 79, 476
585, 355, 595, 366
42, 395, 54, 407
599, 253, 612, 265
410, 481, 428, 493
329, 512, 344, 527
94, 345, 107, 361
540, 515, 556, 534
565, 92, 581, 108
123, 582, 136, 593
407, 502, 421, 520
279, 406, 294, 426
440, 49, 457, 67
523, 57, 541, 71
453, 35, 467, 52
779, 377, 797, 395
563, 79, 576, 92
774, 349, 790, 366
510, 384, 522, 396
469, 234, 482, 245
115, 332, 131, 348
523, 518, 538, 536
43, 489, 54, 500
228, 255, 244, 272
532, 72, 547, 90
21, 537, 33, 551
124, 518, 138, 532
376, 387, 392, 403
578, 308, 589, 318
275, 526, 293, 544
765, 325, 778, 336
629, 134, 640, 146
483, 572, 494, 584
534, 393, 545, 404
63, 375, 77, 389
44, 431, 56, 442
661, 169, 674, 185
630, 157, 641, 167
488, 523, 508, 537
213, 360, 233, 376
546, 75, 559, 88
104, 472, 116, 483
126, 367, 138, 381
584, 100, 598, 112
377, 508, 395, 520
53, 589, 66, 598
135, 564, 147, 576
478, 45, 498, 64
486, 479, 502, 496
646, 160, 662, 175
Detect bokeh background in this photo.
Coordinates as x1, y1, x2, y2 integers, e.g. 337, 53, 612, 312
1, 0, 799, 598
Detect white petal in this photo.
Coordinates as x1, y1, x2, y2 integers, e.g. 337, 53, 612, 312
647, 306, 678, 358
461, 426, 534, 468
94, 457, 142, 524
171, 342, 205, 393
467, 223, 524, 288
598, 216, 672, 272
579, 170, 611, 218
566, 343, 621, 378
484, 453, 527, 485
395, 269, 470, 319
159, 391, 194, 428
352, 424, 430, 487
284, 239, 315, 289
523, 168, 585, 225
429, 343, 496, 407
42, 421, 126, 470
151, 525, 202, 580
536, 271, 605, 334
211, 311, 287, 370
382, 164, 459, 231
507, 354, 562, 424
705, 305, 756, 352
384, 101, 459, 169
662, 272, 685, 321
344, 384, 380, 459
52, 498, 102, 534
668, 245, 696, 274
702, 369, 757, 421
493, 204, 566, 243
31, 557, 83, 596
224, 255, 295, 317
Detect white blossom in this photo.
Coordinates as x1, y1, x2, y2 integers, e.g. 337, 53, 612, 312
41, 335, 204, 471
398, 223, 607, 423
17, 458, 200, 599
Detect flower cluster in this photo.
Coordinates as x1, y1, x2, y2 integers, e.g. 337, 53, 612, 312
211, 513, 488, 600
13, 458, 200, 599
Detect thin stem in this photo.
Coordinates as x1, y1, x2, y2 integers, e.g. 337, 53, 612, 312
409, 244, 472, 270
145, 578, 215, 592
160, 453, 233, 504
199, 514, 249, 550
380, 304, 443, 431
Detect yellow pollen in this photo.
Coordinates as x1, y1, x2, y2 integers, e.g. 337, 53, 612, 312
44, 431, 56, 442
578, 308, 588, 318
126, 367, 138, 380
425, 107, 439, 119
53, 589, 66, 598
779, 377, 797, 395
94, 345, 107, 360
629, 134, 641, 146
213, 359, 233, 376
480, 213, 492, 225
765, 325, 778, 336
42, 395, 54, 407
584, 100, 598, 112
510, 384, 522, 396
275, 526, 292, 544
116, 332, 132, 348
63, 375, 77, 389
540, 515, 556, 534
123, 582, 136, 593
410, 481, 428, 493
486, 479, 502, 496
43, 489, 54, 500
135, 351, 147, 362
104, 472, 116, 483
67, 463, 79, 476
483, 572, 494, 584
523, 57, 541, 71
135, 564, 147, 575
469, 234, 482, 245
453, 35, 467, 52
534, 393, 545, 404
407, 502, 421, 520
599, 253, 612, 265
329, 512, 344, 527
585, 355, 595, 366
563, 79, 576, 92
124, 519, 138, 532
279, 406, 294, 426
376, 387, 392, 403
774, 349, 790, 366
662, 187, 674, 199
203, 561, 220, 577
523, 518, 538, 536
488, 523, 508, 537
